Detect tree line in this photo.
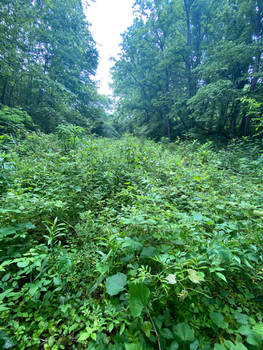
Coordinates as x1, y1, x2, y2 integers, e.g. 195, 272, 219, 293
112, 0, 263, 141
0, 0, 109, 134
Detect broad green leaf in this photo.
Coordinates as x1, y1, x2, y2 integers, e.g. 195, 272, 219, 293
238, 325, 252, 335
129, 283, 150, 317
214, 344, 226, 350
0, 304, 9, 312
253, 323, 263, 336
246, 332, 262, 346
169, 341, 179, 350
17, 260, 30, 268
160, 328, 174, 340
224, 341, 236, 350
105, 273, 127, 296
0, 227, 16, 237
48, 336, 55, 347
121, 237, 143, 251
28, 283, 40, 297
78, 332, 90, 342
210, 312, 228, 329
140, 246, 156, 258
233, 312, 248, 325
173, 322, 195, 342
190, 340, 199, 350
224, 340, 248, 350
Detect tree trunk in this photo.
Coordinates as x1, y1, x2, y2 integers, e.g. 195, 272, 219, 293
229, 104, 239, 138
1, 79, 8, 105
167, 116, 171, 142
183, 0, 195, 98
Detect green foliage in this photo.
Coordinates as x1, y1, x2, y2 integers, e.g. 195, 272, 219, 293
112, 0, 263, 140
56, 123, 86, 150
1, 133, 263, 349
0, 106, 35, 135
0, 0, 111, 133
106, 273, 127, 296
129, 283, 150, 317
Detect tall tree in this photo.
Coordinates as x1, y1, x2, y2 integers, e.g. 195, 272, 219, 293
0, 0, 106, 133
112, 0, 263, 140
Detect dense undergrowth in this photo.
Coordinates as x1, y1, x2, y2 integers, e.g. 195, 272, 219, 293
1, 132, 263, 350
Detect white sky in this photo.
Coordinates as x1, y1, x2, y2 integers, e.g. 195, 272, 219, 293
84, 0, 134, 96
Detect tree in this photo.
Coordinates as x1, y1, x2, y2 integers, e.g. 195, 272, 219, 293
112, 0, 263, 140
0, 0, 105, 133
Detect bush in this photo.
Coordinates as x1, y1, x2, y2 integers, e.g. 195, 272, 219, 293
0, 106, 35, 135
1, 134, 263, 349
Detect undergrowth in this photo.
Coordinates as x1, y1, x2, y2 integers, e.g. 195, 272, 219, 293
0, 132, 263, 349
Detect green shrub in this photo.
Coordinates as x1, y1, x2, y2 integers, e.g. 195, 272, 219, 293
0, 106, 35, 135
1, 134, 263, 349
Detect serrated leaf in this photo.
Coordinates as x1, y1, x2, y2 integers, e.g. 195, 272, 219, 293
129, 283, 150, 317
105, 273, 127, 296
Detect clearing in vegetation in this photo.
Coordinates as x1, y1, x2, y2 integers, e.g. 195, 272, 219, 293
0, 133, 263, 350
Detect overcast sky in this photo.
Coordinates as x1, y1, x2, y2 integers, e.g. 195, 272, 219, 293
84, 0, 134, 96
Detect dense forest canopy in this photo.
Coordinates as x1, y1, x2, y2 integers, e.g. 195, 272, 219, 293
112, 0, 263, 141
1, 0, 262, 141
0, 0, 110, 134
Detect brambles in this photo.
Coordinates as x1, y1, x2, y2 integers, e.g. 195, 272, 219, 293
0, 134, 263, 349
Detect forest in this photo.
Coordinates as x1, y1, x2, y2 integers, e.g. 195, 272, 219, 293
0, 0, 263, 349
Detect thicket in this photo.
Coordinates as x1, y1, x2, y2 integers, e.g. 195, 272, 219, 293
1, 131, 263, 349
